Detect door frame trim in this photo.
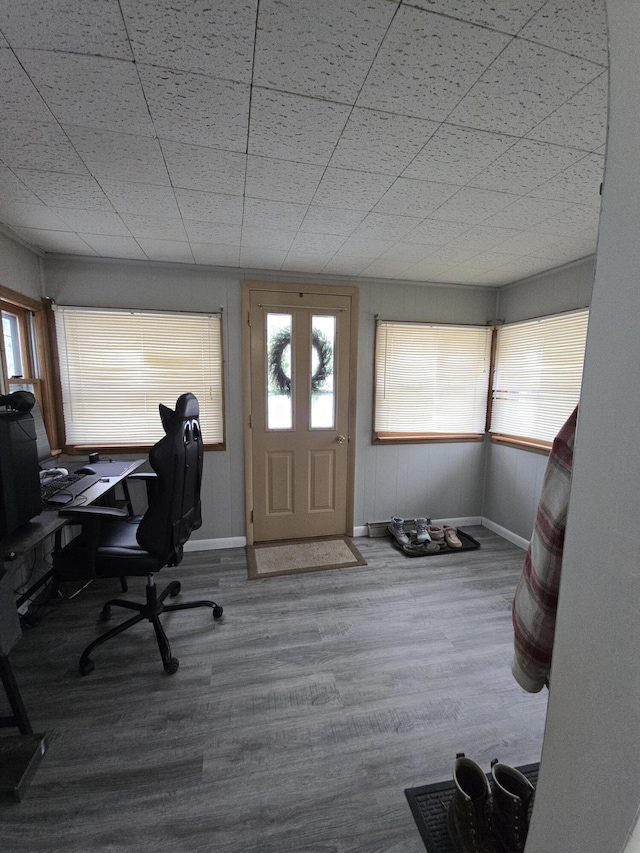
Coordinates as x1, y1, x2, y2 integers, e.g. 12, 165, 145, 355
241, 279, 359, 546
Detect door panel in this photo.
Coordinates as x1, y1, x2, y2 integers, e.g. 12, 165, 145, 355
245, 285, 356, 543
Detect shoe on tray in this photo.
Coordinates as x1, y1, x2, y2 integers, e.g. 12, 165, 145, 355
388, 516, 411, 546
443, 525, 463, 548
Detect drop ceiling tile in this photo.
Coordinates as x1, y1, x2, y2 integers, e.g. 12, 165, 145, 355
98, 181, 181, 218
401, 260, 455, 281
175, 189, 243, 225
429, 188, 517, 224
469, 139, 586, 194
66, 126, 169, 184
54, 208, 130, 236
445, 225, 522, 253
313, 169, 395, 211
527, 234, 596, 260
184, 221, 242, 245
10, 227, 98, 255
138, 65, 250, 151
495, 229, 565, 256
300, 206, 365, 236
0, 48, 53, 123
374, 178, 461, 218
14, 170, 113, 210
121, 0, 257, 83
245, 157, 325, 205
0, 30, 7, 47
351, 212, 423, 243
483, 196, 572, 229
161, 142, 246, 194
323, 256, 374, 275
0, 165, 41, 204
18, 51, 154, 137
0, 120, 88, 173
376, 243, 434, 265
79, 234, 146, 259
281, 254, 332, 273
402, 219, 471, 245
240, 227, 296, 251
526, 72, 607, 151
335, 235, 394, 257
402, 124, 516, 185
119, 214, 187, 241
358, 259, 408, 279
239, 247, 287, 268
448, 39, 603, 136
529, 202, 601, 236
249, 89, 351, 166
243, 198, 307, 231
2, 202, 71, 230
404, 0, 548, 34
357, 6, 511, 121
190, 243, 240, 266
254, 0, 396, 102
288, 233, 346, 254
330, 108, 439, 176
0, 0, 132, 58
137, 239, 194, 264
529, 152, 604, 206
519, 0, 608, 66
426, 244, 482, 264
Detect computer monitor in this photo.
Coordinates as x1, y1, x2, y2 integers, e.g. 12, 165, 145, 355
0, 409, 42, 537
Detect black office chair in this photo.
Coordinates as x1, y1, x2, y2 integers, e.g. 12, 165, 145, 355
52, 393, 223, 676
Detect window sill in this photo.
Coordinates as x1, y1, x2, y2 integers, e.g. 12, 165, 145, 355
490, 434, 551, 454
373, 432, 485, 445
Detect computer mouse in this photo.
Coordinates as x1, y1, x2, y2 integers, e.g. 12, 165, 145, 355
76, 465, 96, 474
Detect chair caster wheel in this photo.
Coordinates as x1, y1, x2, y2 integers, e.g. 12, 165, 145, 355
213, 605, 223, 618
79, 658, 95, 676
100, 605, 111, 622
164, 657, 179, 675
169, 581, 181, 597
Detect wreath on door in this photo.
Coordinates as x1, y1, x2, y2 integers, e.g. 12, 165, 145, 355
268, 327, 333, 396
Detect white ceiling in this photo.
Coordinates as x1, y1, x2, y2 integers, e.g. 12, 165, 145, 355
0, 0, 607, 287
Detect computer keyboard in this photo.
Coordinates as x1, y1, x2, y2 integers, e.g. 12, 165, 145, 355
41, 471, 102, 504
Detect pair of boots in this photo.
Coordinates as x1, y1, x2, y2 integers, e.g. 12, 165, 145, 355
447, 753, 535, 853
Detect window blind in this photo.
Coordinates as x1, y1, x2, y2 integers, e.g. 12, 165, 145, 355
54, 306, 224, 446
490, 309, 589, 443
374, 321, 492, 436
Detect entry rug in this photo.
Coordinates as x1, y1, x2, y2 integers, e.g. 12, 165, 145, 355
247, 536, 367, 579
404, 762, 539, 852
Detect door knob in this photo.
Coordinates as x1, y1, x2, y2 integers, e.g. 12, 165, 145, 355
336, 435, 346, 444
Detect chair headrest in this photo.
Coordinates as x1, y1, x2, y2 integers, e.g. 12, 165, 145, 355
159, 393, 199, 433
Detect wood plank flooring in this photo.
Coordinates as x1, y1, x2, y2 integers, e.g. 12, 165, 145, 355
0, 526, 547, 852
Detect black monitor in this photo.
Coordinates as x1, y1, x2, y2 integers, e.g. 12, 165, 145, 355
0, 409, 42, 537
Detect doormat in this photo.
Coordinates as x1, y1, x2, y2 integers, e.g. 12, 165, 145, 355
247, 536, 367, 579
404, 762, 539, 852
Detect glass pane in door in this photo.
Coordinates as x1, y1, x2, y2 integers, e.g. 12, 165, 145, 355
266, 313, 293, 430
310, 315, 335, 429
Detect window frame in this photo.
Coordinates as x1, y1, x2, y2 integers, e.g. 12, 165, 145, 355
372, 318, 493, 445
0, 286, 60, 453
51, 304, 226, 453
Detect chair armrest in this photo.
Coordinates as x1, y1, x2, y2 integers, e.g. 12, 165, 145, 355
126, 473, 156, 481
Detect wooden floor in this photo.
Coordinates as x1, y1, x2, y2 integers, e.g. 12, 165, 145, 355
1, 526, 547, 852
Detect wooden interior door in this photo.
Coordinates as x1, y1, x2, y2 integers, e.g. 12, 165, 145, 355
244, 283, 357, 543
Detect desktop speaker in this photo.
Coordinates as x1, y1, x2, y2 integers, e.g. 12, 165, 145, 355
0, 411, 42, 539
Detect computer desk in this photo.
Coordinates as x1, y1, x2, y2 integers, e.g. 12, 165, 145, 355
1, 459, 145, 607
0, 459, 144, 800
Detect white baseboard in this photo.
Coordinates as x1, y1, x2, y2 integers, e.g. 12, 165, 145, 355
481, 518, 529, 551
184, 536, 246, 552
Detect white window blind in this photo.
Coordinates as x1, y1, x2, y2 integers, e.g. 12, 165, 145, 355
491, 309, 589, 443
374, 321, 492, 437
54, 306, 224, 446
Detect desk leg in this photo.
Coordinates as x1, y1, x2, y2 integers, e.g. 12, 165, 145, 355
0, 655, 33, 735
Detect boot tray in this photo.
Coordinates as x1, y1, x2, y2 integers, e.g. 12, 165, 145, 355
404, 763, 539, 852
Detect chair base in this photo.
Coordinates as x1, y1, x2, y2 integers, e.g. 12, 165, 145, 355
79, 576, 223, 676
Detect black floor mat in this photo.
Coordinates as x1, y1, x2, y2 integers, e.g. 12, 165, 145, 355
392, 528, 481, 557
404, 763, 539, 852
